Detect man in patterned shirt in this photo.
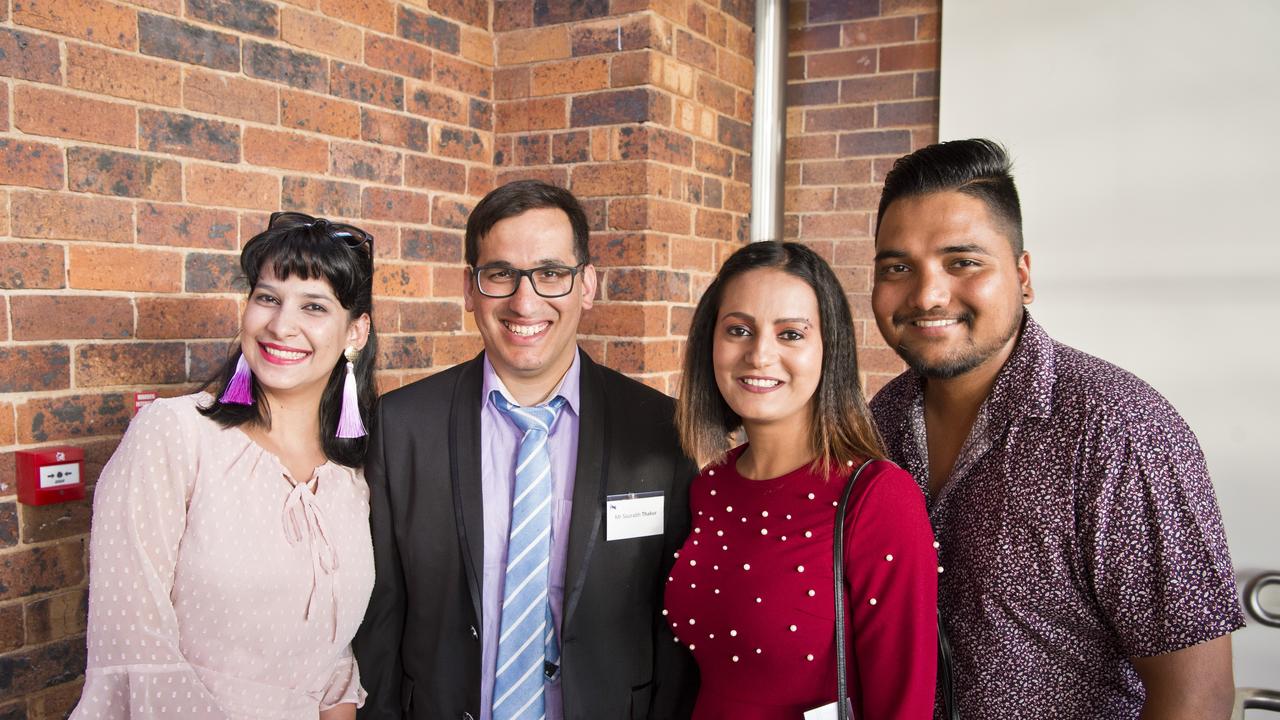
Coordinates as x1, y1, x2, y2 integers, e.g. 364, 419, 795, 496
868, 138, 1244, 719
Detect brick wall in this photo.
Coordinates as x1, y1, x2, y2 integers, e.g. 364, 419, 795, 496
784, 0, 940, 395
0, 0, 942, 711
491, 0, 755, 394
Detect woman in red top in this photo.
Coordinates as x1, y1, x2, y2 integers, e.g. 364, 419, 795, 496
665, 241, 938, 719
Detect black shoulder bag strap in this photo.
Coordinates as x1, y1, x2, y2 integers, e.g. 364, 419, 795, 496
834, 460, 959, 720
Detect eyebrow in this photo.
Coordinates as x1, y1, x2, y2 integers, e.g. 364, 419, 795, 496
481, 258, 573, 268
256, 283, 336, 302
873, 243, 994, 262
722, 311, 812, 326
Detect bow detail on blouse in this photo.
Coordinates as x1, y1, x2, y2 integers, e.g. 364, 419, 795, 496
283, 475, 340, 642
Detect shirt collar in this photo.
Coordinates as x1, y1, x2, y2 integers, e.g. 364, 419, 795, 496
481, 349, 582, 416
984, 310, 1055, 422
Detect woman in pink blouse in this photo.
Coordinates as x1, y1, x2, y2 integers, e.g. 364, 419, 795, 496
72, 213, 379, 720
665, 241, 938, 719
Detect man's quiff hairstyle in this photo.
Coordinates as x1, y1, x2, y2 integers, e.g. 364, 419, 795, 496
464, 179, 591, 266
876, 138, 1024, 255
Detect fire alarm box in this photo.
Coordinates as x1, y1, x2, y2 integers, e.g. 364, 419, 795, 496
16, 446, 86, 506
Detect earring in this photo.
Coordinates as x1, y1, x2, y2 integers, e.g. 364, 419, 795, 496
220, 353, 255, 405
336, 345, 367, 438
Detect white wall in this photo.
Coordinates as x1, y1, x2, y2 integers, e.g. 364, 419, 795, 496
939, 1, 1280, 686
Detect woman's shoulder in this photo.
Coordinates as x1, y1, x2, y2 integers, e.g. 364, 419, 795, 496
841, 458, 927, 509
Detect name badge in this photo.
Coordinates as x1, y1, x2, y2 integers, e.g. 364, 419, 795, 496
605, 491, 664, 541
804, 702, 842, 720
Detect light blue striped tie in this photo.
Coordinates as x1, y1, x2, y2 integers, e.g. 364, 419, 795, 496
492, 391, 565, 720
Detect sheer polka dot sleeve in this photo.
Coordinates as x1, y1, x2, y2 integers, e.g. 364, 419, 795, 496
318, 645, 367, 711
71, 400, 228, 720
844, 462, 939, 720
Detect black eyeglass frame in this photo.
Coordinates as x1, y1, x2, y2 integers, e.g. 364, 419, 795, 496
469, 262, 588, 299
268, 211, 374, 250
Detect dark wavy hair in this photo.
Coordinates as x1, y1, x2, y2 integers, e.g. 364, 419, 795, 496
200, 215, 378, 468
876, 138, 1024, 254
465, 179, 591, 266
676, 241, 884, 470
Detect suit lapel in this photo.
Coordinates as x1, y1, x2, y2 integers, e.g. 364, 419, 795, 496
563, 350, 607, 630
449, 354, 486, 625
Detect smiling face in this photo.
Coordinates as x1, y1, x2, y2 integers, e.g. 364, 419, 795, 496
239, 265, 369, 406
872, 191, 1032, 380
463, 206, 596, 400
712, 268, 823, 438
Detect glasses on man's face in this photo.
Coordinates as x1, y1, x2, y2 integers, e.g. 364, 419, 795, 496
268, 211, 374, 250
470, 262, 587, 298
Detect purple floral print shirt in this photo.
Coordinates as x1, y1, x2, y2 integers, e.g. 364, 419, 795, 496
870, 313, 1243, 720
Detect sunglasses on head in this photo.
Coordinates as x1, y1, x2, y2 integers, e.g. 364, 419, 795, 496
268, 211, 374, 250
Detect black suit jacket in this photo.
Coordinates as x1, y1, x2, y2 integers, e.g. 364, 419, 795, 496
354, 351, 698, 720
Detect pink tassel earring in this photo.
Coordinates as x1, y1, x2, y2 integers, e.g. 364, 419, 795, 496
336, 346, 367, 438
220, 353, 255, 405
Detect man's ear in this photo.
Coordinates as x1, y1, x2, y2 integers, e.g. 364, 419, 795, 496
579, 264, 597, 311
463, 266, 476, 312
1018, 251, 1034, 304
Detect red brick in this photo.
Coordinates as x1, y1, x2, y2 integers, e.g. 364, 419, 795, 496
496, 25, 569, 64
879, 42, 939, 72
365, 34, 432, 82
786, 79, 839, 106
0, 540, 84, 601
432, 333, 483, 365
0, 27, 61, 83
138, 203, 238, 250
915, 70, 938, 98
882, 0, 939, 15
68, 147, 182, 201
606, 338, 681, 373
184, 68, 278, 124
75, 341, 186, 387
609, 49, 651, 90
401, 229, 462, 263
409, 85, 468, 124
0, 603, 20, 648
185, 251, 241, 292
694, 208, 734, 241
373, 261, 432, 298
616, 126, 692, 165
22, 587, 88, 642
579, 302, 667, 338
331, 61, 405, 110
396, 300, 463, 332
431, 196, 470, 229
67, 43, 182, 105
459, 24, 492, 65
0, 242, 63, 289
322, 0, 393, 33
0, 345, 70, 393
186, 164, 279, 210
789, 24, 841, 51
11, 296, 133, 340
435, 125, 488, 162
244, 40, 327, 92
362, 187, 429, 224
432, 265, 465, 297
495, 166, 568, 188
604, 268, 690, 302
405, 156, 467, 193
842, 16, 915, 46
137, 296, 239, 339
568, 13, 654, 56
805, 106, 874, 133
808, 48, 878, 78
839, 73, 915, 103
0, 402, 14, 448
70, 245, 181, 292
0, 635, 86, 698
14, 86, 135, 148
13, 0, 137, 50
800, 212, 872, 238
675, 29, 716, 73
435, 55, 491, 99
139, 13, 241, 72
917, 13, 940, 41
570, 88, 658, 127
140, 109, 241, 163
376, 334, 433, 370
433, 0, 486, 26
244, 127, 328, 173
509, 134, 549, 166
787, 134, 838, 160
876, 99, 938, 127
693, 141, 732, 177
398, 6, 460, 53
361, 108, 432, 152
495, 98, 566, 133
838, 129, 912, 157
11, 191, 132, 243
281, 176, 362, 217
470, 98, 492, 133
571, 162, 648, 197
786, 186, 836, 212
329, 142, 403, 184
0, 139, 64, 190
25, 679, 86, 720
801, 158, 873, 186
495, 66, 529, 100
281, 7, 361, 61
188, 0, 278, 37
532, 57, 609, 97
281, 89, 361, 139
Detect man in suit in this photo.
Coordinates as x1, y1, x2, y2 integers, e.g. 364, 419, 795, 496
355, 180, 698, 720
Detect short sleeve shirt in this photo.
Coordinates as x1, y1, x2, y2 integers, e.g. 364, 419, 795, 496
870, 313, 1243, 720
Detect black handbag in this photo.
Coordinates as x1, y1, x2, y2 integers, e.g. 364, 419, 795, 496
834, 459, 959, 720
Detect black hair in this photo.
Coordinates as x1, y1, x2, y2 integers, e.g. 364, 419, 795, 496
200, 216, 378, 468
876, 138, 1024, 254
676, 241, 884, 469
465, 179, 591, 266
